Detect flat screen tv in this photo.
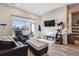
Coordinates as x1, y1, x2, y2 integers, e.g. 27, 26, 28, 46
44, 20, 55, 27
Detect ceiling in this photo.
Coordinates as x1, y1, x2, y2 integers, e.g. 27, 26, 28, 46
7, 3, 70, 16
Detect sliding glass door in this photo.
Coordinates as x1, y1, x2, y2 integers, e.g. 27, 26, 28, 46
12, 16, 35, 37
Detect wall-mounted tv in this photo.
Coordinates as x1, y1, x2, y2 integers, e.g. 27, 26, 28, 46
44, 20, 55, 27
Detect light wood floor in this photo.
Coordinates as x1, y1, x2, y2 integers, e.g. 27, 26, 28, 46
28, 40, 79, 56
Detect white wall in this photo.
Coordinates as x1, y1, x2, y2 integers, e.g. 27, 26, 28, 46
41, 6, 68, 44
0, 4, 40, 37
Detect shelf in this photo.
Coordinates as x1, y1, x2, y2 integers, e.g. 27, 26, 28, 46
72, 30, 79, 31
72, 27, 79, 28
71, 33, 79, 34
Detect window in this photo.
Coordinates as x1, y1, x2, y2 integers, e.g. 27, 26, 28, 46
12, 16, 35, 36
12, 20, 26, 30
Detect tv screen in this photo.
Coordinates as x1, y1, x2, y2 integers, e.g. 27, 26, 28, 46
44, 20, 55, 27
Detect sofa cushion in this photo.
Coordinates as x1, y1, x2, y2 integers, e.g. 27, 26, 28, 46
0, 40, 17, 50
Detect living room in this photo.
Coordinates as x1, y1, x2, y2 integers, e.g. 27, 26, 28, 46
0, 3, 79, 56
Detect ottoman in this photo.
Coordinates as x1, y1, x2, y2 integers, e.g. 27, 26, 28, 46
27, 39, 48, 56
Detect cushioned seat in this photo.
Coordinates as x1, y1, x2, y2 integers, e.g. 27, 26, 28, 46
0, 40, 17, 50
0, 36, 28, 56
27, 39, 48, 56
